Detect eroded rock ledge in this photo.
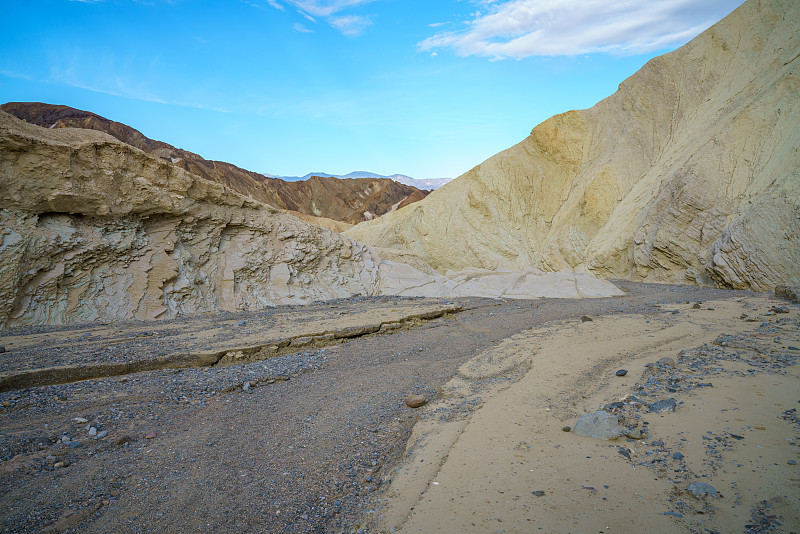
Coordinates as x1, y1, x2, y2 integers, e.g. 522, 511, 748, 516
0, 111, 383, 327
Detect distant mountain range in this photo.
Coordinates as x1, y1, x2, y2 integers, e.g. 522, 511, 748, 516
265, 171, 452, 190
0, 102, 433, 227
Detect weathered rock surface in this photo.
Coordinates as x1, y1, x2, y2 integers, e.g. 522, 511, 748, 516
0, 111, 383, 327
775, 285, 799, 303
572, 410, 625, 440
0, 102, 429, 226
0, 112, 623, 327
376, 263, 623, 299
347, 0, 800, 291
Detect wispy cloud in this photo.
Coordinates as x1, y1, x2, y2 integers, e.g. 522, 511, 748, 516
419, 0, 744, 59
293, 22, 314, 33
288, 0, 376, 18
329, 14, 372, 36
34, 58, 231, 113
0, 69, 35, 81
267, 0, 378, 35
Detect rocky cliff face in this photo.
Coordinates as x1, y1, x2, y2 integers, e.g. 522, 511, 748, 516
0, 111, 382, 327
347, 0, 800, 291
0, 102, 428, 226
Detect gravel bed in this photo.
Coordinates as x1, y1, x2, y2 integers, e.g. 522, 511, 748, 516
0, 283, 770, 533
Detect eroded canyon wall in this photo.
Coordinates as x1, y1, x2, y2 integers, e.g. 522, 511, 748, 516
347, 0, 800, 291
0, 102, 430, 226
0, 111, 382, 327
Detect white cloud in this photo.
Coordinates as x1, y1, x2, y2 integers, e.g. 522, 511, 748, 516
419, 0, 745, 59
293, 22, 315, 32
329, 14, 372, 36
287, 0, 376, 18
266, 0, 285, 10
279, 0, 378, 36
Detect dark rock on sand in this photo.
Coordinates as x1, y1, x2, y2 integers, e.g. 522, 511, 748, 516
649, 398, 677, 413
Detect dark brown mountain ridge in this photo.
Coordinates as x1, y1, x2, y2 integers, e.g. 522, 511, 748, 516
0, 101, 428, 226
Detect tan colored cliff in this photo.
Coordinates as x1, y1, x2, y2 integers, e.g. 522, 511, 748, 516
347, 0, 800, 291
0, 111, 383, 327
0, 102, 429, 226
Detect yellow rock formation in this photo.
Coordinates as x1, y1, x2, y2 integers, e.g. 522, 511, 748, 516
0, 111, 383, 326
347, 0, 800, 290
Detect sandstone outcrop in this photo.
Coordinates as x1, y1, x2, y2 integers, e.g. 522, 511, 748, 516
347, 0, 800, 291
0, 111, 383, 327
0, 112, 622, 327
0, 102, 429, 226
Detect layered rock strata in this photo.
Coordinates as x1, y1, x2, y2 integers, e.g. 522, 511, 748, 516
0, 111, 382, 327
0, 112, 623, 327
347, 0, 800, 291
0, 102, 429, 226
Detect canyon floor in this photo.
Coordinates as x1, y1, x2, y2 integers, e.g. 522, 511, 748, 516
0, 283, 798, 533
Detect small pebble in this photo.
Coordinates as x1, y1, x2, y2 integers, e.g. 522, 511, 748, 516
68, 441, 84, 449
96, 430, 108, 439
581, 315, 593, 322
145, 432, 157, 439
0, 346, 5, 353
673, 452, 684, 460
88, 427, 97, 436
562, 425, 571, 432
532, 490, 545, 497
615, 369, 628, 377
1, 401, 11, 408
73, 417, 88, 423
788, 460, 797, 465
405, 395, 427, 408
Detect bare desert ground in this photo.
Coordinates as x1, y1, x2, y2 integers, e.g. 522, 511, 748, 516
0, 283, 797, 533
371, 291, 800, 534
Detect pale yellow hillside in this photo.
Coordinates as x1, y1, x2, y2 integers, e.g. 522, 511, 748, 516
347, 0, 800, 291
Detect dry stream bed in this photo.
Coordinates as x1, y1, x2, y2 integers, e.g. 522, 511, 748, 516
0, 285, 796, 533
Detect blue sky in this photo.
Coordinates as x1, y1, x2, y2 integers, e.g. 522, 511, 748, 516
0, 0, 744, 179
